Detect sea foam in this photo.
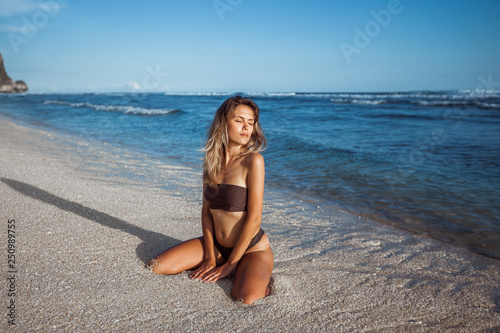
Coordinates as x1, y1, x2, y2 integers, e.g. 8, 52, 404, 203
43, 100, 180, 116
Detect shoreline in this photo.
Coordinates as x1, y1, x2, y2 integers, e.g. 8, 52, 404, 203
3, 92, 499, 262
1, 117, 500, 332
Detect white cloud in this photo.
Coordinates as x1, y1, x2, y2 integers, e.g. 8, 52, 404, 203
0, 0, 44, 16
129, 82, 141, 91
113, 82, 143, 92
112, 82, 169, 92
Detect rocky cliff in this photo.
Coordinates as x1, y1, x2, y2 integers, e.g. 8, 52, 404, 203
0, 53, 28, 93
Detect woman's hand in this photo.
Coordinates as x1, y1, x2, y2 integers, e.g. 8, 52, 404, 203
193, 262, 236, 283
189, 259, 216, 280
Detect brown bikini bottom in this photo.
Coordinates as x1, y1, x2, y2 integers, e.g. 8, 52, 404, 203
213, 228, 265, 262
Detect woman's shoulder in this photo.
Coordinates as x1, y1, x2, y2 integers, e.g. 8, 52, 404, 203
242, 152, 265, 167
243, 153, 265, 185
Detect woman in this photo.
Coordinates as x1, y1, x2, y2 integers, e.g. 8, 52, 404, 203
149, 96, 274, 305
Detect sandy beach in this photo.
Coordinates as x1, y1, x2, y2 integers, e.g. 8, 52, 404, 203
1, 117, 499, 332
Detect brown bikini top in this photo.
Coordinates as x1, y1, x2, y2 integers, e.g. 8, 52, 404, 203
204, 184, 247, 212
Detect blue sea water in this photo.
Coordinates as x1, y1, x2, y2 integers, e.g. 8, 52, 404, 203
1, 91, 499, 259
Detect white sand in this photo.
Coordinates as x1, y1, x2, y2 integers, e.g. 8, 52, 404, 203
1, 117, 500, 332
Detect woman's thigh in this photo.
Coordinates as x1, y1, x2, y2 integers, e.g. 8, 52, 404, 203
149, 237, 206, 275
232, 247, 274, 304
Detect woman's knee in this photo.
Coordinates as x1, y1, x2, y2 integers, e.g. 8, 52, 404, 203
147, 258, 166, 275
147, 256, 179, 275
231, 286, 265, 305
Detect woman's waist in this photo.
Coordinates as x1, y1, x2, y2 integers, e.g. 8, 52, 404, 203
213, 223, 244, 248
211, 212, 256, 247
214, 227, 267, 249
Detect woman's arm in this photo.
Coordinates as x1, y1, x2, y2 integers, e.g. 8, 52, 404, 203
201, 191, 217, 261
189, 185, 217, 279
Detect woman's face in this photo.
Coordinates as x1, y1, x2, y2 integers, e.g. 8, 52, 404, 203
227, 105, 255, 147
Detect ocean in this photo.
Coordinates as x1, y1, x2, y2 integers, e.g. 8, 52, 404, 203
1, 91, 499, 259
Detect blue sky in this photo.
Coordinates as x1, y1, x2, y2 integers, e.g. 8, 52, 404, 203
0, 0, 499, 93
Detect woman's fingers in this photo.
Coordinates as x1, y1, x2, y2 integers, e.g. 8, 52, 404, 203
199, 264, 232, 282
189, 261, 215, 279
202, 272, 219, 283
189, 266, 203, 279
203, 271, 222, 282
189, 268, 203, 279
190, 262, 235, 282
198, 268, 218, 282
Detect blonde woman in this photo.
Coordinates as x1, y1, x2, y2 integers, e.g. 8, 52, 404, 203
149, 96, 273, 304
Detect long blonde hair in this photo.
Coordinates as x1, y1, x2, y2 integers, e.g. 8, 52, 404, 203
203, 96, 266, 187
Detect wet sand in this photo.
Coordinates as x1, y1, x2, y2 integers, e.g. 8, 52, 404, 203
1, 117, 499, 332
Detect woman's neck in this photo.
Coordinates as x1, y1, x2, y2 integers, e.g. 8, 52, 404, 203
225, 144, 244, 164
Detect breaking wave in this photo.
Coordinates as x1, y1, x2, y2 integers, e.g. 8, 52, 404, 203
43, 100, 181, 116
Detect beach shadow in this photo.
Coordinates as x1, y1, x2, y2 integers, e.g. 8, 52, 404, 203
492, 287, 500, 314
1, 177, 179, 264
